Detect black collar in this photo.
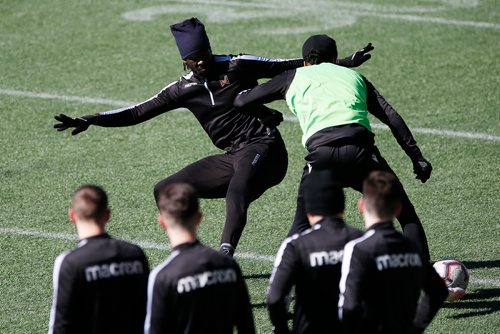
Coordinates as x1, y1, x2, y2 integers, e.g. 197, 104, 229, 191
172, 239, 200, 251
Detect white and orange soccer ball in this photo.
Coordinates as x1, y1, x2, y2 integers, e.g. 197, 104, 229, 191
433, 259, 470, 302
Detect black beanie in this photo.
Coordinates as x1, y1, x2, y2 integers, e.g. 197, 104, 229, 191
170, 17, 211, 59
302, 34, 337, 60
304, 169, 345, 216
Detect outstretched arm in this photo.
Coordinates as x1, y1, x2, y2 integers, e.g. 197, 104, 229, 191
54, 81, 181, 135
234, 70, 295, 109
234, 43, 373, 79
364, 77, 433, 183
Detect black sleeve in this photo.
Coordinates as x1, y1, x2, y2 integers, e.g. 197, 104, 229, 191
266, 239, 299, 334
234, 263, 256, 334
86, 81, 182, 128
49, 254, 78, 334
145, 272, 172, 334
412, 264, 448, 332
234, 70, 296, 109
363, 77, 424, 162
338, 243, 370, 334
233, 55, 303, 79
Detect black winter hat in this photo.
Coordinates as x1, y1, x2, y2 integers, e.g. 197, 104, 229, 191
304, 169, 345, 216
170, 17, 211, 59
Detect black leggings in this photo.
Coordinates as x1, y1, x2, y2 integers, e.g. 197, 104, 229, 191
154, 138, 288, 249
288, 144, 430, 261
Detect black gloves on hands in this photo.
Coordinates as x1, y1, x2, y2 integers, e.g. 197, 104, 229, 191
412, 158, 432, 183
54, 114, 92, 135
260, 109, 284, 128
337, 43, 374, 68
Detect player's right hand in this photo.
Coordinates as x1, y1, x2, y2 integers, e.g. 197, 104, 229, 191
54, 114, 91, 135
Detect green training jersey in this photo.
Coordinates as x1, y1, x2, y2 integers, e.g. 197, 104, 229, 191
285, 63, 372, 146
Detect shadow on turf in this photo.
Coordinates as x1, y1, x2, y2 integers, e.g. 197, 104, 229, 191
243, 274, 271, 280
462, 260, 500, 269
243, 274, 272, 309
443, 288, 500, 318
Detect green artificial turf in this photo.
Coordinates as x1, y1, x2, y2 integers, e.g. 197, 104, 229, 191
0, 0, 499, 333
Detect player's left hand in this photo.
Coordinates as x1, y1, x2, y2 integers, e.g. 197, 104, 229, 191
338, 43, 374, 68
413, 158, 432, 183
260, 109, 283, 128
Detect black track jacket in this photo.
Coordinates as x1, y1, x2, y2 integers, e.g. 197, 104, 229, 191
338, 222, 448, 334
48, 233, 150, 334
144, 240, 254, 334
87, 55, 303, 152
267, 217, 364, 334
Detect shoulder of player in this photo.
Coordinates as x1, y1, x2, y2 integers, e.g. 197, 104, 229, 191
151, 245, 238, 282
344, 229, 378, 255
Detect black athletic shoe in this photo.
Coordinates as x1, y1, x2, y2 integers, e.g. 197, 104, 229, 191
219, 243, 235, 257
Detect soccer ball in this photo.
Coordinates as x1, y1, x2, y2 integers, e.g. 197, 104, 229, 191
433, 259, 469, 302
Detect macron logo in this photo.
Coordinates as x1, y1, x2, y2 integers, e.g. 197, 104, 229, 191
309, 250, 344, 267
375, 253, 422, 271
85, 261, 144, 282
177, 268, 237, 293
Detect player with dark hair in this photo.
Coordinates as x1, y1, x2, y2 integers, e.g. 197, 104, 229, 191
234, 34, 432, 261
338, 171, 447, 334
267, 169, 363, 334
48, 185, 149, 334
145, 182, 254, 334
53, 18, 373, 256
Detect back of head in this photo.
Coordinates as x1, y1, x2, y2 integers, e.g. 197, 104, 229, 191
302, 34, 338, 65
71, 185, 108, 221
362, 171, 402, 218
170, 17, 211, 60
304, 169, 345, 216
157, 183, 199, 229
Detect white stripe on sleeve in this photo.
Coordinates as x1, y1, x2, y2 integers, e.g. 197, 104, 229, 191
338, 229, 375, 320
48, 251, 71, 334
144, 250, 180, 334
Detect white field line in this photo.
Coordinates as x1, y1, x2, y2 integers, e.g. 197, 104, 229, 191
0, 226, 496, 286
2, 88, 499, 142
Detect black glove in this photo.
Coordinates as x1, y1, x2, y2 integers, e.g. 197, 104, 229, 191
412, 158, 432, 183
337, 43, 374, 68
260, 109, 283, 128
54, 114, 92, 135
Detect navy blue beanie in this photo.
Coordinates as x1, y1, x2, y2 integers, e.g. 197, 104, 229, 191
170, 17, 211, 59
304, 169, 345, 216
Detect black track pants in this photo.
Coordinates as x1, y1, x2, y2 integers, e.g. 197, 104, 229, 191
287, 144, 430, 261
154, 137, 288, 249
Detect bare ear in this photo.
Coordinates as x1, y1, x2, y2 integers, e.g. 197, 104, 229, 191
394, 202, 403, 218
103, 208, 111, 225
158, 215, 167, 231
357, 197, 364, 214
194, 212, 203, 228
68, 209, 76, 224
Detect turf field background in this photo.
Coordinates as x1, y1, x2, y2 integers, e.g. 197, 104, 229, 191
1, 0, 499, 332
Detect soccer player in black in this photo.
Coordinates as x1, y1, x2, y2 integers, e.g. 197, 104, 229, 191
267, 169, 363, 334
145, 182, 254, 334
234, 34, 432, 261
53, 18, 373, 256
48, 185, 150, 334
338, 171, 448, 334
